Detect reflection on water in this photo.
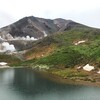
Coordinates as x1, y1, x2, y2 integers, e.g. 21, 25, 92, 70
0, 69, 14, 84
0, 68, 100, 100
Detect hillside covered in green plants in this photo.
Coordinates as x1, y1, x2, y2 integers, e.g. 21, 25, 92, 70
23, 27, 100, 69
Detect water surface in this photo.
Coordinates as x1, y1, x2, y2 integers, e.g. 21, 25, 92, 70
0, 68, 100, 100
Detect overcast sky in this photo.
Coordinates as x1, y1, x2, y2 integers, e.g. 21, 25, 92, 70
0, 0, 100, 28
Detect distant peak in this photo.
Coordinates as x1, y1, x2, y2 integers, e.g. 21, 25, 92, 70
54, 18, 66, 20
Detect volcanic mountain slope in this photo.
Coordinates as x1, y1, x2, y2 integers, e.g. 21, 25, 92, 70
0, 16, 87, 51
0, 16, 85, 40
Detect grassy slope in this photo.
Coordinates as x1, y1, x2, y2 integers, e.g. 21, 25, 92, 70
31, 27, 100, 68
16, 27, 99, 69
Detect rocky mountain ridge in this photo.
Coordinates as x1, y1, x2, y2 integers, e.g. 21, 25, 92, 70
0, 16, 84, 41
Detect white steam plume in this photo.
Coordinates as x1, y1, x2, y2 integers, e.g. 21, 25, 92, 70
0, 42, 16, 52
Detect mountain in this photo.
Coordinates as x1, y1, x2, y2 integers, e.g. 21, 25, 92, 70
0, 16, 100, 83
0, 16, 100, 67
0, 16, 85, 40
0, 16, 87, 52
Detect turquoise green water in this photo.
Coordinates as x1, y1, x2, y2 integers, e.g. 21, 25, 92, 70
0, 68, 100, 100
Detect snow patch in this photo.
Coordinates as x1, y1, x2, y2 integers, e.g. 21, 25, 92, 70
43, 31, 47, 37
0, 62, 7, 66
83, 64, 94, 71
74, 40, 86, 45
77, 66, 82, 69
97, 71, 100, 74
0, 62, 9, 68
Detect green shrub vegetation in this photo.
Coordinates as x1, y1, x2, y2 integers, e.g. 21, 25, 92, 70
33, 28, 100, 68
